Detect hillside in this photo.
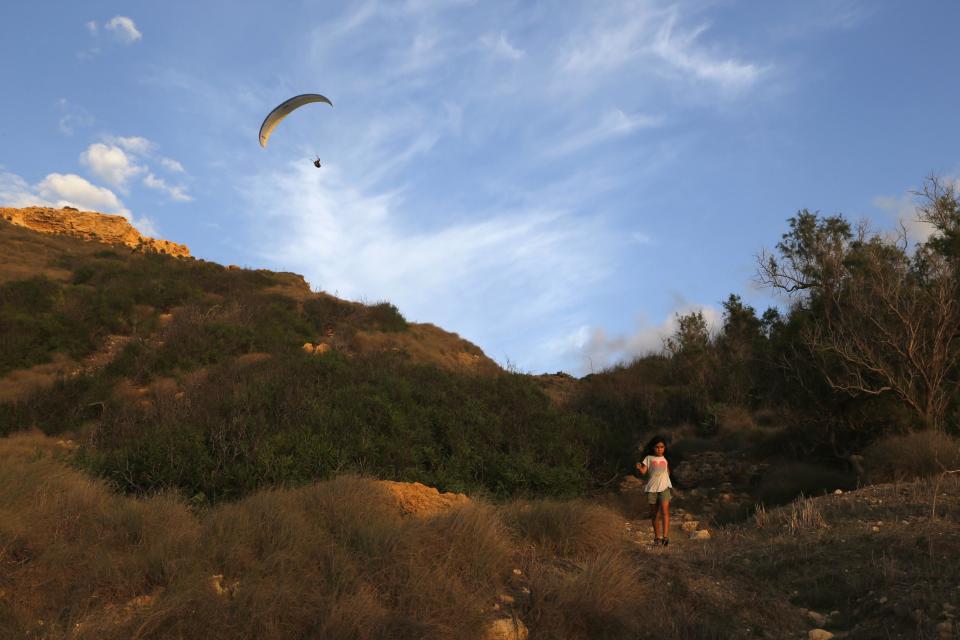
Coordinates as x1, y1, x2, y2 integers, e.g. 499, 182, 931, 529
1, 432, 956, 639
2, 206, 958, 639
0, 208, 616, 501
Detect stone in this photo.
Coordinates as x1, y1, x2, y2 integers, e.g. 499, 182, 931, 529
377, 481, 470, 517
808, 630, 833, 640
302, 343, 315, 354
807, 611, 826, 626
834, 489, 843, 495
484, 618, 529, 640
690, 529, 711, 540
1, 206, 190, 257
498, 594, 515, 605
680, 521, 699, 532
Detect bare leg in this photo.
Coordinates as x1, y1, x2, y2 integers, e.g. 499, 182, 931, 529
660, 501, 670, 543
649, 504, 660, 540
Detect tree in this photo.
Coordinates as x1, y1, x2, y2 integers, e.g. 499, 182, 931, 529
758, 181, 960, 430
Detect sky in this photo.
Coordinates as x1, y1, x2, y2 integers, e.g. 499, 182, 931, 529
2, 1, 959, 376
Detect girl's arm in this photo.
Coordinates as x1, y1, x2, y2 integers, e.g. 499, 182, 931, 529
635, 461, 648, 475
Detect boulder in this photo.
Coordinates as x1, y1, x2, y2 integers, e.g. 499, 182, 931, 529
484, 618, 528, 640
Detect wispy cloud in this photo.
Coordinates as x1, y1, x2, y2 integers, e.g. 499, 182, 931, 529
562, 301, 722, 374
545, 109, 661, 157
143, 173, 192, 202
57, 98, 94, 136
243, 160, 616, 361
159, 157, 186, 173
651, 10, 765, 90
479, 31, 525, 60
560, 3, 766, 91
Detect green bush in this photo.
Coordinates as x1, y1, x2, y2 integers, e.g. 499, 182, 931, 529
74, 354, 609, 502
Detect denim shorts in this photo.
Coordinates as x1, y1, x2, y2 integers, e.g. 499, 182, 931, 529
647, 488, 672, 505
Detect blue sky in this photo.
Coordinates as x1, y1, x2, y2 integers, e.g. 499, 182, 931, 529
2, 1, 959, 375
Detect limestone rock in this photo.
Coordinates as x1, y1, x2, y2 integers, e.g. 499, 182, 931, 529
2, 206, 190, 257
807, 611, 826, 626
378, 480, 470, 517
690, 529, 711, 540
484, 618, 528, 640
808, 630, 833, 640
680, 521, 699, 532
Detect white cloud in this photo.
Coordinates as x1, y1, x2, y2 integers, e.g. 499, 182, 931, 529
651, 11, 764, 90
479, 31, 525, 60
0, 170, 166, 235
79, 143, 144, 189
545, 109, 661, 157
873, 192, 937, 245
159, 157, 186, 173
0, 173, 45, 208
143, 173, 192, 202
85, 21, 98, 36
112, 136, 155, 155
105, 16, 142, 44
565, 302, 722, 374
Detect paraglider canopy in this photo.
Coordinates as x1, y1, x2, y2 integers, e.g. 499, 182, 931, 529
258, 94, 333, 148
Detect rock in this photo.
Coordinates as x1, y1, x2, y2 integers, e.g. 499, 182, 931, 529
1, 206, 190, 257
833, 489, 843, 495
314, 343, 330, 355
377, 481, 470, 517
210, 574, 239, 597
937, 621, 953, 639
484, 618, 528, 640
619, 474, 645, 492
498, 594, 515, 605
871, 526, 881, 532
808, 630, 833, 640
690, 529, 711, 540
680, 521, 699, 532
807, 611, 826, 626
302, 343, 315, 354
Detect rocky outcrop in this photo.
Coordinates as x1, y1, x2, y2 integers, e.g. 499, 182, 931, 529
377, 480, 470, 517
0, 206, 190, 257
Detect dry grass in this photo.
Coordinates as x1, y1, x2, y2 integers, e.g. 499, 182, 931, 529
754, 495, 828, 535
863, 430, 960, 481
501, 498, 625, 560
8, 432, 954, 639
0, 440, 513, 640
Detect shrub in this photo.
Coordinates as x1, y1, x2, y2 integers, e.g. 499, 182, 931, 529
754, 462, 855, 506
525, 551, 642, 640
501, 499, 624, 559
863, 431, 960, 481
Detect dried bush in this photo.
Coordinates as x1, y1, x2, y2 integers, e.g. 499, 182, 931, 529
863, 430, 960, 481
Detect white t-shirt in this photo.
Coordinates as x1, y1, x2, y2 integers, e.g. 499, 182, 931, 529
642, 455, 672, 492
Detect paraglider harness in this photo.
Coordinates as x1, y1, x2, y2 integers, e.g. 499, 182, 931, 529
312, 157, 322, 168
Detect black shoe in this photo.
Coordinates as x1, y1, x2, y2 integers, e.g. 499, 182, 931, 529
661, 538, 669, 547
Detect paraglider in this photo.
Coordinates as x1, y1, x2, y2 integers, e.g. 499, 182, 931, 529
258, 93, 332, 167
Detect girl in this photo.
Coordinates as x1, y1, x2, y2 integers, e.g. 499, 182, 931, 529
636, 435, 673, 546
